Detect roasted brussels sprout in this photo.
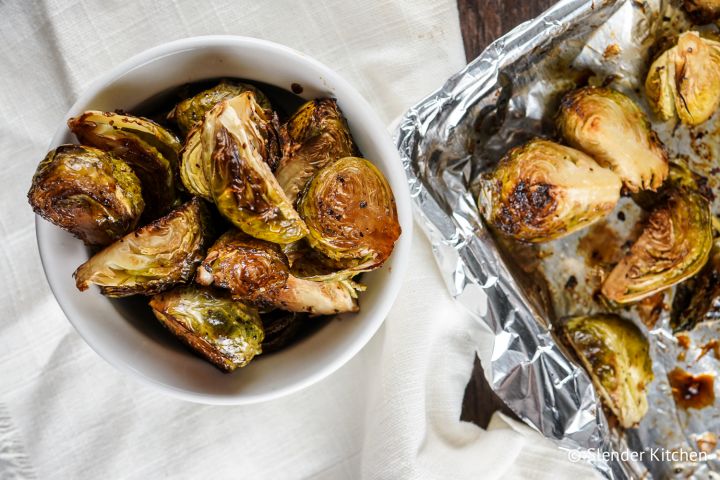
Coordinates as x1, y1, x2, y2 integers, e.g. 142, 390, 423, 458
169, 80, 272, 136
68, 111, 181, 218
297, 157, 401, 270
557, 87, 668, 192
149, 286, 263, 372
74, 198, 214, 297
477, 139, 622, 243
602, 187, 712, 303
275, 98, 356, 202
563, 315, 653, 429
28, 145, 144, 246
192, 92, 306, 244
645, 32, 720, 126
672, 240, 720, 332
683, 0, 720, 24
196, 230, 360, 315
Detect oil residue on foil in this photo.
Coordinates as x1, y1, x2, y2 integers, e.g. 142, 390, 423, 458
668, 368, 716, 410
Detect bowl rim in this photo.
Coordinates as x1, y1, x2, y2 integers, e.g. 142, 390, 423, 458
36, 35, 412, 405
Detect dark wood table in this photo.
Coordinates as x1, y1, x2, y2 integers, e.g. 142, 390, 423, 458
457, 0, 556, 428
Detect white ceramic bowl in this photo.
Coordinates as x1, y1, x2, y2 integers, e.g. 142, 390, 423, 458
36, 36, 412, 404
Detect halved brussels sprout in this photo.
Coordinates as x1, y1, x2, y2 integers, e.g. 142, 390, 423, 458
196, 230, 360, 315
478, 139, 622, 243
198, 92, 306, 244
149, 286, 263, 372
275, 98, 356, 202
74, 198, 214, 297
196, 230, 289, 304
297, 157, 401, 270
169, 80, 272, 136
645, 32, 720, 126
672, 240, 720, 332
557, 86, 668, 192
602, 187, 712, 303
28, 145, 144, 246
683, 0, 720, 24
563, 315, 653, 429
68, 111, 181, 218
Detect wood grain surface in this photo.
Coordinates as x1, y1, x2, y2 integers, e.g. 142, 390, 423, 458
457, 0, 557, 62
457, 0, 556, 428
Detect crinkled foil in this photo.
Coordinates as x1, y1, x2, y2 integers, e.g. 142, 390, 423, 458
395, 1, 720, 478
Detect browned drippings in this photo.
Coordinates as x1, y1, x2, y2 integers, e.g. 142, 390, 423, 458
696, 432, 717, 454
696, 340, 720, 362
637, 291, 666, 328
668, 368, 716, 410
578, 222, 624, 267
603, 43, 621, 59
677, 333, 691, 349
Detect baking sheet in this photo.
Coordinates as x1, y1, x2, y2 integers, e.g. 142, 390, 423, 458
395, 0, 720, 478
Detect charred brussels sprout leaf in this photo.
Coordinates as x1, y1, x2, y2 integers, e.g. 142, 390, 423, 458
149, 286, 263, 372
602, 187, 712, 304
275, 98, 356, 203
557, 86, 669, 192
197, 230, 360, 315
645, 32, 720, 126
169, 80, 272, 137
68, 111, 181, 218
478, 139, 622, 243
683, 0, 720, 24
297, 157, 401, 270
28, 145, 144, 246
197, 92, 306, 244
564, 315, 653, 428
672, 241, 720, 332
74, 198, 214, 297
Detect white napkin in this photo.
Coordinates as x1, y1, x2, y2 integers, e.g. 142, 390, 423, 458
0, 1, 599, 479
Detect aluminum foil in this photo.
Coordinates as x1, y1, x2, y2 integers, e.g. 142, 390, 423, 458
394, 0, 720, 478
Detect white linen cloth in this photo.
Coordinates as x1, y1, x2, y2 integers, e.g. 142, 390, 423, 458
0, 1, 599, 478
